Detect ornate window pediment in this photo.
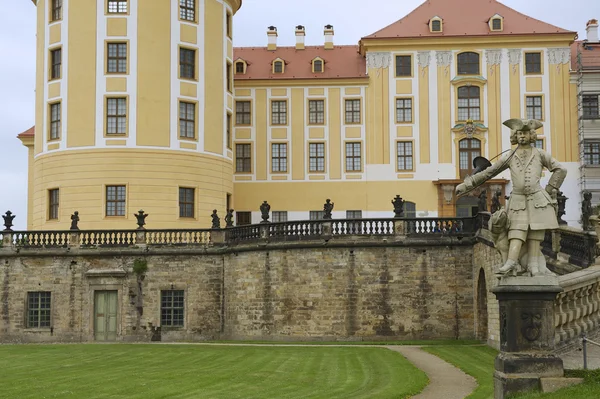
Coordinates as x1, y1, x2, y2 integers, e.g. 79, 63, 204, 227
452, 120, 489, 138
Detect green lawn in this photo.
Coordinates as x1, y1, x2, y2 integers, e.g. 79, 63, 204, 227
0, 344, 427, 399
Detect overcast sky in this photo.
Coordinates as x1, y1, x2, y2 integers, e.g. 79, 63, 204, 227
0, 0, 596, 230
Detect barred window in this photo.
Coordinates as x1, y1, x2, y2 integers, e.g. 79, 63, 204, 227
106, 98, 127, 134
313, 60, 323, 73
309, 143, 325, 172
457, 52, 479, 75
583, 95, 599, 119
272, 211, 288, 223
179, 102, 195, 138
226, 113, 232, 149
51, 0, 62, 22
345, 142, 361, 171
48, 189, 59, 220
309, 100, 325, 124
107, 0, 128, 13
397, 141, 414, 171
396, 98, 412, 123
161, 290, 184, 327
395, 56, 411, 77
179, 187, 194, 218
458, 86, 480, 120
525, 52, 541, 74
459, 138, 481, 178
236, 143, 251, 172
236, 101, 251, 125
179, 0, 195, 21
526, 96, 543, 120
271, 101, 287, 125
180, 48, 196, 79
271, 143, 287, 173
584, 142, 600, 165
491, 18, 502, 31
107, 43, 127, 74
345, 99, 361, 124
236, 211, 251, 226
106, 185, 126, 216
27, 292, 51, 328
51, 48, 61, 79
50, 102, 61, 140
431, 20, 441, 32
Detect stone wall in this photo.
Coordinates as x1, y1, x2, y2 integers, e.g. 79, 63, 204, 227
473, 239, 503, 349
0, 239, 476, 343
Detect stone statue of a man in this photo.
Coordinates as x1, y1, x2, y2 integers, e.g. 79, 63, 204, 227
456, 119, 567, 277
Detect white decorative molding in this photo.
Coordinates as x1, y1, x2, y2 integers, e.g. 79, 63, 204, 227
441, 185, 455, 204
417, 51, 431, 68
485, 49, 503, 66
435, 51, 452, 67
366, 52, 392, 69
507, 49, 521, 74
547, 48, 571, 65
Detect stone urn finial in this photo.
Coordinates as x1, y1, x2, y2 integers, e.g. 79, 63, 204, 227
260, 201, 271, 223
391, 195, 405, 218
2, 211, 15, 232
135, 210, 148, 230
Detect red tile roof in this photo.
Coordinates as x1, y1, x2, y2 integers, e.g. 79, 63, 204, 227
571, 41, 600, 70
17, 126, 34, 139
233, 45, 367, 81
363, 0, 575, 39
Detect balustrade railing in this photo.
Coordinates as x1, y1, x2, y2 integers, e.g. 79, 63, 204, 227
331, 219, 394, 236
227, 224, 261, 242
10, 231, 70, 248
405, 217, 475, 236
146, 229, 211, 245
559, 228, 597, 268
555, 266, 600, 348
266, 220, 324, 240
80, 231, 136, 247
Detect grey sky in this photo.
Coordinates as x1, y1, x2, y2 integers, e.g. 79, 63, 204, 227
0, 0, 596, 230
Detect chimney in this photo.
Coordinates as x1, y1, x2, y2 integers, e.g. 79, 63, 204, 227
587, 19, 599, 43
324, 24, 334, 50
267, 26, 277, 51
295, 25, 305, 50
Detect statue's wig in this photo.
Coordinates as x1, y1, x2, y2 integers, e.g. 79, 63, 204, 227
509, 129, 538, 145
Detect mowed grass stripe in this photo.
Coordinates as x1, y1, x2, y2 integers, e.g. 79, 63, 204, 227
0, 345, 427, 399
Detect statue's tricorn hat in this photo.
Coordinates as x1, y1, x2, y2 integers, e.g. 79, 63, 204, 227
502, 118, 543, 132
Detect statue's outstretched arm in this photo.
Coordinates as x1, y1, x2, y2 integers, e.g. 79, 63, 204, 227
456, 154, 511, 196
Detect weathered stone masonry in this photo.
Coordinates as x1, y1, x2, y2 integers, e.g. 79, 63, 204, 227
0, 239, 476, 343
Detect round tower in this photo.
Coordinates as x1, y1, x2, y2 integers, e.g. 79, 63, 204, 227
24, 0, 241, 230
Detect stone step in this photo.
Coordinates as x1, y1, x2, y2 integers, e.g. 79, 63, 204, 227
540, 377, 584, 393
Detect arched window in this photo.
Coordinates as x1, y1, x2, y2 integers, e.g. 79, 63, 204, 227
235, 61, 245, 74
313, 59, 323, 73
459, 138, 481, 179
273, 60, 284, 73
457, 86, 480, 121
457, 52, 480, 75
430, 16, 442, 33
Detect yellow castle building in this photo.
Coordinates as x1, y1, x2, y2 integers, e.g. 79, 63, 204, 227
18, 0, 581, 230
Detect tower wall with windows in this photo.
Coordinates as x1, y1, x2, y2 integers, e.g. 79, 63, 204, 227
24, 0, 241, 229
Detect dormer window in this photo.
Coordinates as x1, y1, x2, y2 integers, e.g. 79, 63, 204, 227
234, 60, 247, 74
489, 14, 503, 32
272, 58, 284, 74
312, 57, 324, 73
430, 16, 443, 33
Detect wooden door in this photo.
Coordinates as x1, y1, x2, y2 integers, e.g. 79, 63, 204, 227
94, 291, 118, 341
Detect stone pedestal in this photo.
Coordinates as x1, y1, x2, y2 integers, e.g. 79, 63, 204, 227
492, 276, 564, 399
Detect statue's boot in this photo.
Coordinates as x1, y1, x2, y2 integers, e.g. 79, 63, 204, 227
536, 255, 557, 276
496, 259, 520, 276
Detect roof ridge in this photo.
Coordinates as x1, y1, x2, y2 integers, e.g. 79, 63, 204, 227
233, 44, 359, 50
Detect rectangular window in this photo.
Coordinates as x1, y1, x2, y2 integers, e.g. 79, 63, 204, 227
533, 139, 544, 149
309, 211, 325, 220
397, 141, 414, 171
106, 98, 127, 135
161, 290, 184, 327
583, 95, 599, 119
272, 211, 288, 223
27, 292, 51, 328
345, 99, 361, 124
235, 101, 251, 125
309, 143, 325, 172
345, 142, 361, 172
179, 101, 195, 139
395, 55, 411, 77
48, 189, 59, 220
396, 98, 413, 123
226, 62, 232, 92
492, 18, 502, 30
179, 0, 195, 21
226, 113, 232, 149
346, 210, 362, 219
271, 101, 287, 125
526, 96, 543, 120
106, 185, 126, 217
236, 211, 251, 226
584, 142, 600, 165
107, 0, 128, 13
235, 62, 244, 74
180, 48, 196, 79
226, 12, 232, 38
271, 143, 287, 173
525, 52, 542, 74
49, 102, 61, 140
309, 100, 325, 124
107, 43, 127, 74
236, 143, 252, 172
51, 0, 62, 22
50, 48, 61, 79
179, 187, 195, 218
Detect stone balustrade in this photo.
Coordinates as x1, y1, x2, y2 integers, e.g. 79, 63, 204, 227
555, 265, 600, 349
